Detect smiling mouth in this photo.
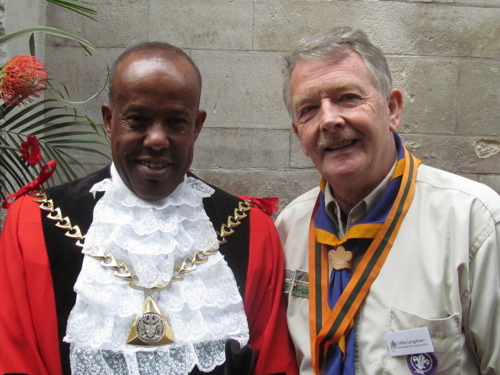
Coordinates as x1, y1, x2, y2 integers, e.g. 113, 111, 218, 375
324, 139, 356, 151
138, 160, 170, 170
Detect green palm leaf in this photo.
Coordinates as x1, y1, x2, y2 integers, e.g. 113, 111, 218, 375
0, 97, 110, 199
46, 0, 98, 21
0, 27, 97, 53
0, 1, 105, 203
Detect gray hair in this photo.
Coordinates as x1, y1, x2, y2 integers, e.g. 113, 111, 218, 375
283, 27, 393, 119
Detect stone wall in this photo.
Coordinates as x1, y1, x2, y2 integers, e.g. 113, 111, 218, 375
3, 0, 45, 60
0, 0, 45, 224
45, 0, 500, 211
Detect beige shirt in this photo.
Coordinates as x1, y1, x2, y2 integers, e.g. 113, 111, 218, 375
276, 164, 500, 375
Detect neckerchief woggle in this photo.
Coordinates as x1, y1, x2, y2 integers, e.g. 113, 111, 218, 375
308, 134, 422, 374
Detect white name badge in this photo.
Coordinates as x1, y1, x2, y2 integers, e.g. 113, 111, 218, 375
385, 327, 434, 357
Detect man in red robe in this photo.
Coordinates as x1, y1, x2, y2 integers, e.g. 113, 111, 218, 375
0, 42, 297, 375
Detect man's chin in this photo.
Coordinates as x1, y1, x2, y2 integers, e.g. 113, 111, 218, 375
128, 177, 182, 201
132, 187, 176, 201
319, 163, 364, 185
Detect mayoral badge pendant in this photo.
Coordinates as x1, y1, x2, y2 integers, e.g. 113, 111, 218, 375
127, 295, 175, 346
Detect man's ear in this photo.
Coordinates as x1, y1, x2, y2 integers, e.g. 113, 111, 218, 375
292, 122, 309, 157
101, 103, 113, 138
387, 89, 403, 132
193, 110, 207, 141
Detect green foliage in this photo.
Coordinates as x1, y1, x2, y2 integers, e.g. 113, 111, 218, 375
0, 26, 98, 52
0, 1, 110, 202
47, 0, 98, 20
0, 97, 110, 199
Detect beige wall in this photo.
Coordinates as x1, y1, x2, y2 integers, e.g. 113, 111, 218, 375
43, 0, 500, 211
3, 0, 45, 61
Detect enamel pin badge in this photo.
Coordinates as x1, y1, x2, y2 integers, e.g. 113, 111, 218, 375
406, 353, 438, 375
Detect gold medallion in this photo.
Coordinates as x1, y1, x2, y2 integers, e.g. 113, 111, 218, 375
127, 296, 175, 346
328, 245, 353, 270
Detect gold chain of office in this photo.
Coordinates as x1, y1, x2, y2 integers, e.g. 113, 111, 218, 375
31, 190, 253, 291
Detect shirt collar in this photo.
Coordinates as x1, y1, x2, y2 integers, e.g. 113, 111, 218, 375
324, 160, 397, 237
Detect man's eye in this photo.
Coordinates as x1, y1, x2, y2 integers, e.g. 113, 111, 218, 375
299, 105, 318, 118
167, 117, 190, 130
341, 93, 360, 101
122, 115, 148, 128
168, 117, 186, 124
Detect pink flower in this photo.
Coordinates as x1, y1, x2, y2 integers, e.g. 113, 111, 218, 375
19, 134, 42, 167
0, 55, 48, 107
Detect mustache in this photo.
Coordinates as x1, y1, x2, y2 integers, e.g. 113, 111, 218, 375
315, 130, 359, 153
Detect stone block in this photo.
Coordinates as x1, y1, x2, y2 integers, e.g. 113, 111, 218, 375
43, 45, 122, 122
192, 128, 289, 169
41, 45, 113, 172
190, 168, 321, 214
149, 0, 253, 51
193, 50, 290, 129
71, 147, 110, 166
457, 59, 500, 136
254, 2, 500, 58
47, 3, 148, 48
401, 0, 499, 5
460, 0, 500, 5
97, 0, 148, 4
400, 133, 500, 174
389, 56, 458, 134
393, 0, 452, 3
478, 175, 500, 195
5, 0, 45, 59
290, 131, 315, 169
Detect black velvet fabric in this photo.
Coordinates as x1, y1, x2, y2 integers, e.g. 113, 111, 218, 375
188, 340, 255, 375
41, 167, 251, 375
193, 172, 250, 299
42, 166, 111, 375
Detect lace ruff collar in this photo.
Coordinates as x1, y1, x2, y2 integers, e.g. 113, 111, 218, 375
64, 165, 249, 374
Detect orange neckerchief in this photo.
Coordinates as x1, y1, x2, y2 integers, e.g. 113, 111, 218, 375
308, 146, 421, 374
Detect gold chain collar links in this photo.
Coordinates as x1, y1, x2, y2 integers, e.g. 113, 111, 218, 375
32, 191, 253, 290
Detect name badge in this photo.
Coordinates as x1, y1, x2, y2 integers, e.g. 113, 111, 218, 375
385, 327, 434, 357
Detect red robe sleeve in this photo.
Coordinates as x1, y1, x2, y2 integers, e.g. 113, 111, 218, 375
0, 195, 62, 375
243, 204, 298, 375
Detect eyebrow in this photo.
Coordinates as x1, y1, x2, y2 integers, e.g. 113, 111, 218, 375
165, 108, 190, 116
122, 105, 149, 113
122, 106, 190, 117
293, 81, 365, 107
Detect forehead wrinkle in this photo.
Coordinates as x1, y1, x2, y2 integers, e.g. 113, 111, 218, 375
293, 80, 365, 107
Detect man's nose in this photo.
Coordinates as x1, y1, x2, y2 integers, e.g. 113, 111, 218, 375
144, 122, 169, 151
319, 100, 346, 132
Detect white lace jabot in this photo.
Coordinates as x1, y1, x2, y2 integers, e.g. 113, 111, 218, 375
64, 164, 249, 375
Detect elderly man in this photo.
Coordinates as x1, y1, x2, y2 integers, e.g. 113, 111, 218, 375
0, 42, 297, 375
276, 27, 500, 375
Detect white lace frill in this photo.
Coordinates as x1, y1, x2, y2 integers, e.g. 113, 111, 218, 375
64, 165, 249, 375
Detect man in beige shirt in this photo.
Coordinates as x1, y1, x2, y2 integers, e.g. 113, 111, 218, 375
276, 26, 500, 375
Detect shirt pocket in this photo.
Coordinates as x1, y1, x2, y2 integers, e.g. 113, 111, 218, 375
382, 307, 461, 375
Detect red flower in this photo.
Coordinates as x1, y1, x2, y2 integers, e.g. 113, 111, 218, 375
0, 55, 48, 107
19, 135, 42, 167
